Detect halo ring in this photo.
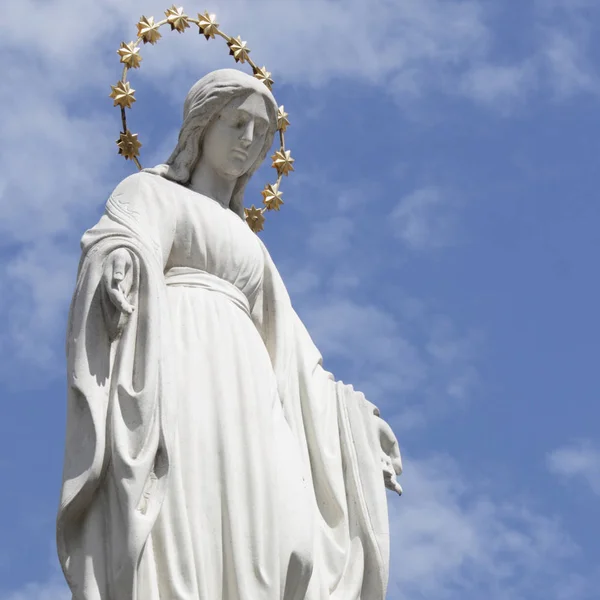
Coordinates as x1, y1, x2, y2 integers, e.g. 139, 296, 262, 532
110, 5, 292, 231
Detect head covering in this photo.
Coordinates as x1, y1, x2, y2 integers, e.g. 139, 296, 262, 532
145, 68, 278, 218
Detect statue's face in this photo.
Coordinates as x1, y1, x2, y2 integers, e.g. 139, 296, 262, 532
201, 91, 270, 179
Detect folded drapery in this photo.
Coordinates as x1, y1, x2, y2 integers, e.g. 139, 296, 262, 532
57, 172, 391, 600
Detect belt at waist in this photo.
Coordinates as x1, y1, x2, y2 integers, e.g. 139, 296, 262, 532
164, 267, 250, 317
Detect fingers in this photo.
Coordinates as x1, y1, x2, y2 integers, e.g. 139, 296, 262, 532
112, 248, 132, 285
108, 286, 136, 315
383, 461, 403, 496
392, 454, 403, 476
113, 250, 127, 283
378, 418, 402, 474
381, 446, 402, 476
377, 415, 403, 484
385, 475, 403, 496
103, 249, 136, 315
378, 418, 397, 452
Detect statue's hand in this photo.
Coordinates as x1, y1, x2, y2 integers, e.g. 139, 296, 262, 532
375, 412, 403, 496
103, 248, 136, 315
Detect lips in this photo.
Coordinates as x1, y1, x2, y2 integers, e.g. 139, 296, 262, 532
231, 148, 248, 160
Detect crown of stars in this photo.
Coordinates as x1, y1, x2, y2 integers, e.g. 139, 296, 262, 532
117, 131, 142, 161
110, 81, 136, 109
277, 106, 290, 133
262, 183, 284, 211
165, 5, 190, 32
117, 42, 142, 68
227, 36, 250, 64
137, 16, 162, 44
253, 66, 274, 90
271, 149, 295, 177
244, 206, 266, 233
197, 12, 219, 39
111, 7, 294, 232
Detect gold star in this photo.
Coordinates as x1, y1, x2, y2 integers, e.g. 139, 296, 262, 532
277, 105, 290, 133
245, 205, 265, 233
137, 15, 162, 44
261, 183, 284, 211
253, 66, 274, 90
109, 81, 136, 109
227, 36, 250, 63
271, 149, 295, 177
197, 11, 219, 39
116, 131, 142, 161
117, 41, 142, 69
165, 5, 189, 33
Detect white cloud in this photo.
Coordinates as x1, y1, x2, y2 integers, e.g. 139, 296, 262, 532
305, 297, 426, 389
0, 555, 69, 600
548, 440, 600, 496
4, 453, 595, 600
0, 70, 114, 244
280, 266, 321, 298
456, 29, 598, 109
292, 288, 480, 430
278, 175, 479, 428
460, 61, 537, 109
541, 29, 598, 98
0, 0, 485, 380
3, 445, 536, 600
0, 578, 69, 600
388, 455, 592, 600
1, 5, 598, 597
0, 242, 78, 380
0, 0, 484, 91
2, 0, 596, 106
458, 2, 600, 108
308, 216, 354, 256
0, 62, 115, 382
390, 187, 461, 252
0, 0, 598, 379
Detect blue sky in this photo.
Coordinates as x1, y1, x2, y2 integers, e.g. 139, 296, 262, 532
1, 1, 599, 598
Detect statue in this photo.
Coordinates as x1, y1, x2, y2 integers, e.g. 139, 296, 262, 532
56, 12, 402, 600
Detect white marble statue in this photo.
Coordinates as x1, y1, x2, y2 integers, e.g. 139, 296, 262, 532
57, 69, 402, 600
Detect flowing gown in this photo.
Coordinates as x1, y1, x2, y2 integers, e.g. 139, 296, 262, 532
57, 172, 392, 600
137, 178, 314, 599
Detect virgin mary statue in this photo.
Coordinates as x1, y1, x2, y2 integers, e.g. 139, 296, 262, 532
57, 69, 402, 600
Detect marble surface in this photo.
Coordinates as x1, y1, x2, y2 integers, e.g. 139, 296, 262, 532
57, 69, 402, 600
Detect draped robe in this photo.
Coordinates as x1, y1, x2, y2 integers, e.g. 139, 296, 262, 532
57, 172, 391, 600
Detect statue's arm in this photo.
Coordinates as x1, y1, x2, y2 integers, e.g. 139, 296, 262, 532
88, 173, 177, 326
316, 362, 403, 495
257, 244, 403, 495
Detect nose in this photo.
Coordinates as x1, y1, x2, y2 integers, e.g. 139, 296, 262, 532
239, 119, 255, 147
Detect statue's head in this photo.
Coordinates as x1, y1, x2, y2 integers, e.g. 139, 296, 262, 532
148, 69, 278, 217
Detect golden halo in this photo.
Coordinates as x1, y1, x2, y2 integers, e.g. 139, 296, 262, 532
110, 6, 293, 232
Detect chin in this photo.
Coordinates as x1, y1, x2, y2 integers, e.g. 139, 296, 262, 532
224, 162, 251, 179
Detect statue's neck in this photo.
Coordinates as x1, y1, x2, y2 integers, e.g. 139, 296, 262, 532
188, 161, 236, 209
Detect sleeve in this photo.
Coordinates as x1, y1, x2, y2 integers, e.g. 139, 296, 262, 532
82, 172, 178, 338
255, 240, 391, 598
58, 172, 177, 599
89, 172, 177, 269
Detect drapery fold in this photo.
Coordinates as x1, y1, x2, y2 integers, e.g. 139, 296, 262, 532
256, 247, 389, 598
57, 174, 390, 600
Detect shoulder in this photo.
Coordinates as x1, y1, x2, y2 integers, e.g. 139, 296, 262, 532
106, 172, 180, 230
108, 172, 182, 212
110, 171, 169, 199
